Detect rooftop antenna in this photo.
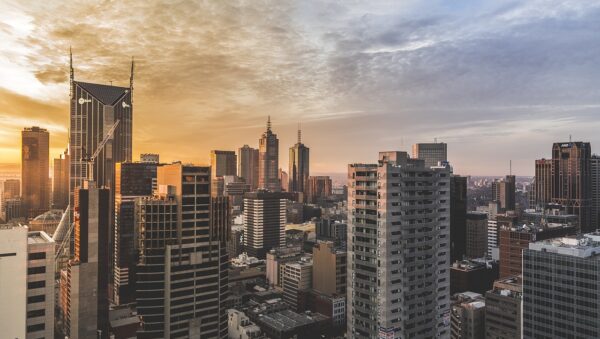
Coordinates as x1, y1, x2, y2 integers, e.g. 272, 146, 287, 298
69, 46, 74, 99
297, 122, 302, 144
510, 160, 512, 176
109, 80, 113, 86
267, 116, 271, 132
130, 56, 134, 103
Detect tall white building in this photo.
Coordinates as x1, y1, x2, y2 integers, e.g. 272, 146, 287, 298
26, 231, 55, 339
0, 224, 28, 339
348, 151, 451, 338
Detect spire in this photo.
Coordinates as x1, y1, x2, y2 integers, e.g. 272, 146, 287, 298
297, 122, 302, 144
267, 115, 271, 132
69, 46, 74, 99
130, 56, 135, 103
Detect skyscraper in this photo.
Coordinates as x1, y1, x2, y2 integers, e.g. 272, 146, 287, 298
210, 150, 237, 178
3, 178, 20, 199
347, 151, 451, 338
258, 117, 280, 191
306, 176, 332, 204
135, 163, 228, 338
450, 175, 468, 262
533, 159, 553, 208
243, 191, 286, 259
22, 126, 50, 218
412, 142, 448, 167
491, 175, 516, 211
288, 127, 309, 194
590, 155, 600, 230
238, 145, 259, 190
465, 212, 487, 259
53, 149, 70, 210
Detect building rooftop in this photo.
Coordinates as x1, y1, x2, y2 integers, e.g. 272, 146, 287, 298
258, 310, 327, 331
528, 232, 600, 258
27, 231, 53, 244
76, 81, 129, 105
31, 209, 63, 223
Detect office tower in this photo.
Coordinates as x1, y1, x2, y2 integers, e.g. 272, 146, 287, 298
465, 212, 487, 258
312, 241, 346, 296
3, 178, 20, 198
53, 149, 70, 209
2, 197, 24, 222
265, 246, 304, 287
485, 276, 522, 339
135, 163, 228, 338
211, 150, 237, 179
533, 159, 553, 208
258, 117, 280, 191
591, 155, 600, 230
552, 142, 592, 232
412, 142, 448, 167
282, 258, 313, 311
523, 233, 600, 338
243, 191, 286, 259
140, 153, 159, 163
65, 182, 110, 338
492, 175, 516, 211
450, 292, 485, 339
238, 145, 259, 190
22, 126, 50, 217
348, 151, 451, 339
498, 221, 576, 278
27, 230, 55, 339
450, 259, 499, 295
306, 176, 332, 204
288, 127, 309, 194
113, 162, 157, 305
0, 224, 27, 339
450, 175, 468, 262
69, 54, 133, 225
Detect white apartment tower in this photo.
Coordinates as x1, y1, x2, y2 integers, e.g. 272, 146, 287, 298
348, 151, 451, 339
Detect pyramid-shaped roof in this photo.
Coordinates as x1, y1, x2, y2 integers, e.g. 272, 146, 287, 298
75, 81, 129, 105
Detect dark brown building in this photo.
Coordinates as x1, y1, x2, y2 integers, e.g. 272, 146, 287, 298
485, 276, 522, 339
533, 159, 553, 208
492, 175, 516, 211
53, 149, 70, 210
466, 212, 487, 258
22, 126, 50, 218
450, 175, 468, 262
450, 259, 499, 295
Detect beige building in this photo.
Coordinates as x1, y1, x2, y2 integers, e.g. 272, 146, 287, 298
0, 224, 27, 339
282, 258, 313, 311
450, 292, 486, 339
312, 241, 346, 296
27, 230, 55, 339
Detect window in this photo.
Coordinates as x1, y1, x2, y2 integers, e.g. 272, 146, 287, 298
28, 266, 46, 275
27, 309, 45, 318
28, 252, 46, 260
27, 323, 45, 333
27, 295, 45, 303
28, 281, 45, 289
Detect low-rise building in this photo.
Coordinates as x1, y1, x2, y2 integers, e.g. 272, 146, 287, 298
451, 292, 485, 339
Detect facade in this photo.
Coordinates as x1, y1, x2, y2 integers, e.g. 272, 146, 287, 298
450, 175, 468, 262
113, 162, 157, 305
312, 241, 346, 296
135, 163, 229, 338
450, 292, 485, 339
348, 151, 451, 339
591, 155, 600, 230
533, 159, 553, 208
492, 175, 516, 211
243, 191, 286, 259
258, 117, 280, 191
282, 259, 313, 312
485, 276, 522, 339
450, 259, 499, 295
22, 126, 50, 218
27, 231, 55, 339
211, 150, 237, 179
306, 176, 332, 204
265, 246, 303, 287
288, 128, 309, 194
0, 224, 27, 339
53, 149, 70, 210
412, 142, 448, 167
465, 212, 487, 258
523, 233, 600, 338
238, 145, 259, 190
2, 197, 25, 222
3, 178, 20, 198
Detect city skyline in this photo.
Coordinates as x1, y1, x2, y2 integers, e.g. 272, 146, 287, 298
2, 1, 600, 175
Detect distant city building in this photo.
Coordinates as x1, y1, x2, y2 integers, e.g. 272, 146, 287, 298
306, 176, 332, 204
466, 212, 488, 258
288, 127, 309, 195
450, 259, 499, 295
258, 117, 280, 191
278, 169, 288, 192
26, 230, 55, 339
487, 211, 517, 260
211, 150, 237, 179
450, 175, 468, 262
412, 142, 448, 167
591, 155, 600, 230
485, 276, 522, 339
140, 153, 159, 163
533, 159, 553, 208
450, 292, 486, 339
282, 258, 313, 311
523, 233, 600, 338
243, 191, 286, 259
53, 149, 69, 210
3, 178, 20, 199
492, 175, 516, 211
315, 218, 347, 249
223, 175, 251, 211
265, 246, 304, 287
22, 126, 50, 218
0, 224, 27, 339
348, 151, 451, 338
2, 197, 24, 222
312, 241, 346, 296
238, 145, 259, 190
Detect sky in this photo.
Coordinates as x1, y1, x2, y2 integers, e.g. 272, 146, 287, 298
1, 0, 600, 176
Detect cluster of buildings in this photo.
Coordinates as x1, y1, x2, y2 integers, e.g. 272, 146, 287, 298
2, 55, 600, 339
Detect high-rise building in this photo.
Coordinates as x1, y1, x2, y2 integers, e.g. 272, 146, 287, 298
238, 145, 259, 190
26, 230, 55, 339
288, 127, 309, 194
492, 175, 516, 211
69, 54, 133, 226
53, 149, 70, 210
465, 212, 487, 258
135, 163, 228, 338
22, 126, 50, 218
533, 159, 553, 208
113, 162, 157, 305
523, 233, 600, 338
312, 241, 346, 296
306, 176, 332, 204
450, 292, 486, 339
450, 175, 468, 262
591, 155, 600, 230
258, 117, 280, 191
0, 224, 27, 339
347, 151, 451, 338
2, 197, 24, 222
211, 150, 237, 179
412, 142, 448, 167
282, 258, 313, 312
485, 276, 522, 339
65, 182, 110, 338
243, 191, 286, 259
3, 178, 20, 199
278, 168, 288, 192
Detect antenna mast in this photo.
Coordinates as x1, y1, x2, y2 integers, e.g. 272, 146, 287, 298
69, 46, 74, 99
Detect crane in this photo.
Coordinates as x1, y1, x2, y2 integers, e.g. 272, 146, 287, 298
81, 119, 120, 181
